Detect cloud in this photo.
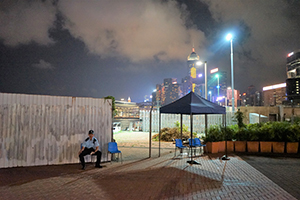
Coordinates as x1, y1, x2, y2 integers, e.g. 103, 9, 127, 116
202, 0, 299, 66
32, 59, 55, 70
0, 0, 56, 46
58, 0, 206, 62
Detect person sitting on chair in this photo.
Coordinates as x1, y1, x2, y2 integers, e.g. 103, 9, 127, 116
79, 130, 102, 170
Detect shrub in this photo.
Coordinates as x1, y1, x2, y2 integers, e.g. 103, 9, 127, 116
287, 124, 300, 142
257, 122, 274, 141
203, 125, 224, 143
233, 109, 245, 129
152, 122, 196, 142
233, 127, 250, 141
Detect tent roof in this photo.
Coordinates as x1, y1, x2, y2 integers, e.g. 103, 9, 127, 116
159, 92, 226, 115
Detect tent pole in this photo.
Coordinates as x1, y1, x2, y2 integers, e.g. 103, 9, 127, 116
149, 106, 153, 158
187, 113, 200, 165
159, 112, 161, 157
180, 114, 183, 141
190, 113, 193, 162
205, 114, 207, 138
180, 114, 183, 153
191, 113, 193, 161
222, 113, 230, 160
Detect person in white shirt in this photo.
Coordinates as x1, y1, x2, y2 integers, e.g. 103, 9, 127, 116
79, 130, 102, 170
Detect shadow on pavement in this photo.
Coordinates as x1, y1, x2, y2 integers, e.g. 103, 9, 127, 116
93, 166, 222, 200
0, 163, 85, 187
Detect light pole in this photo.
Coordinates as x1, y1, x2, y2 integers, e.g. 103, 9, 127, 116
226, 33, 235, 112
208, 91, 212, 101
216, 74, 219, 97
196, 61, 208, 99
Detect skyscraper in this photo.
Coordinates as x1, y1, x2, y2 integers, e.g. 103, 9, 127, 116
286, 50, 300, 102
181, 47, 203, 96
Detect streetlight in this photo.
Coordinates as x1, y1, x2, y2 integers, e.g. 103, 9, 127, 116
226, 33, 235, 112
196, 61, 208, 99
215, 74, 219, 97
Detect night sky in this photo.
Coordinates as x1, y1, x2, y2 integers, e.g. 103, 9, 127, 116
1, 0, 299, 102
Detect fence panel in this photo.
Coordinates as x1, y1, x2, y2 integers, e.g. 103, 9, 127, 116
140, 110, 236, 133
0, 93, 112, 168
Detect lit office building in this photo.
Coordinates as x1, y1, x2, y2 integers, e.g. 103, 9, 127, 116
263, 83, 287, 106
114, 100, 140, 131
165, 81, 180, 105
227, 88, 241, 107
182, 47, 203, 96
208, 69, 227, 102
286, 50, 300, 101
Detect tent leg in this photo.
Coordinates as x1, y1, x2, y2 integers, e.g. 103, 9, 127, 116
149, 106, 153, 158
159, 113, 161, 157
205, 114, 207, 138
187, 113, 200, 165
180, 114, 183, 153
221, 113, 230, 161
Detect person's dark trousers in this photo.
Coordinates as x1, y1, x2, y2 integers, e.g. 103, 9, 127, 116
79, 148, 102, 168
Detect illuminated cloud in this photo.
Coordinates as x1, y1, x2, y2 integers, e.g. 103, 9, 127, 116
32, 59, 55, 70
202, 0, 298, 66
0, 0, 56, 46
57, 0, 205, 62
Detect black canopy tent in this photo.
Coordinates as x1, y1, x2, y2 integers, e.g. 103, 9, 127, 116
159, 92, 227, 164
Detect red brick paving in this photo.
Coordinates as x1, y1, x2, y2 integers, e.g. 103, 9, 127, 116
0, 150, 297, 200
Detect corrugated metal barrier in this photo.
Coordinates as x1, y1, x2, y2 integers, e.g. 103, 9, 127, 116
140, 110, 236, 133
0, 93, 112, 168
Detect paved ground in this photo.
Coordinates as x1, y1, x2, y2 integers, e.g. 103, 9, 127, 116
241, 155, 300, 200
0, 131, 299, 199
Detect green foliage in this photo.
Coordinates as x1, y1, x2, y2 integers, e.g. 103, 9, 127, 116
152, 121, 196, 142
174, 121, 189, 133
204, 121, 300, 142
203, 125, 235, 143
104, 96, 117, 117
233, 109, 245, 129
287, 124, 300, 142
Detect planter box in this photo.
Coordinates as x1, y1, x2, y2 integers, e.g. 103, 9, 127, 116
204, 142, 219, 153
226, 141, 234, 152
286, 142, 299, 154
247, 141, 259, 153
272, 142, 285, 153
260, 141, 272, 153
218, 141, 225, 153
235, 141, 246, 152
211, 142, 219, 153
204, 142, 211, 153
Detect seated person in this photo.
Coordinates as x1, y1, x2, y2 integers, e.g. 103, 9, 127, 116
79, 130, 102, 170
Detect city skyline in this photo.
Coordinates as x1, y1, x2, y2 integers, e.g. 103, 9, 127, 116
1, 0, 300, 102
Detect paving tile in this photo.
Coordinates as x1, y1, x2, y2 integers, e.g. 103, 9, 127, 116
0, 139, 299, 200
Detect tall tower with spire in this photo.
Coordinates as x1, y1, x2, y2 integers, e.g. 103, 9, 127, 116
187, 47, 200, 92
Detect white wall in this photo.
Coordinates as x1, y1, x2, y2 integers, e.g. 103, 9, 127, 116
0, 93, 112, 168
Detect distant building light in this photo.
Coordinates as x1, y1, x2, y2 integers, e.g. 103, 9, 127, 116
288, 52, 294, 57
172, 81, 177, 84
227, 87, 231, 90
150, 95, 152, 98
196, 61, 203, 66
263, 83, 286, 91
198, 74, 203, 78
210, 68, 219, 74
216, 96, 224, 101
121, 98, 125, 101
153, 89, 157, 92
243, 93, 246, 96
